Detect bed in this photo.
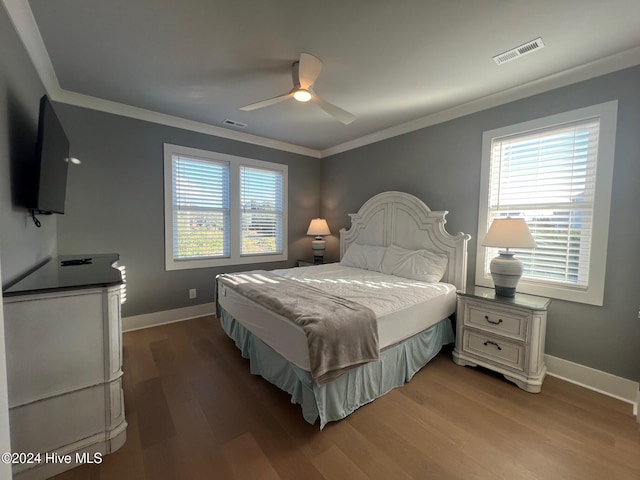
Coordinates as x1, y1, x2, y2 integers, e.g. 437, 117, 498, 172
216, 191, 470, 428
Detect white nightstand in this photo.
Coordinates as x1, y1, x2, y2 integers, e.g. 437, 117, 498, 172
453, 286, 550, 393
297, 259, 332, 267
296, 259, 318, 267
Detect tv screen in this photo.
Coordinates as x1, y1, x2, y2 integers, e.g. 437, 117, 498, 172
31, 95, 70, 214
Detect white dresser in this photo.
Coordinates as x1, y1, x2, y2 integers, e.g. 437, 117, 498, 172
453, 286, 550, 393
2, 254, 127, 479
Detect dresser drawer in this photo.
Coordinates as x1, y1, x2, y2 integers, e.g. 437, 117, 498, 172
465, 305, 527, 341
463, 330, 525, 371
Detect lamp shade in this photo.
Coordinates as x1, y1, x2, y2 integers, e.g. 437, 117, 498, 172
482, 217, 536, 249
307, 218, 331, 237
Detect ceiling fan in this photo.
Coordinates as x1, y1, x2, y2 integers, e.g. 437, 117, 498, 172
240, 53, 355, 125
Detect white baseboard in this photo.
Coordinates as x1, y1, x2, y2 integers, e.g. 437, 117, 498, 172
545, 354, 639, 419
122, 303, 216, 332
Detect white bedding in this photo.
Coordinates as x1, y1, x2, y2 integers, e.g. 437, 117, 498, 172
217, 263, 456, 372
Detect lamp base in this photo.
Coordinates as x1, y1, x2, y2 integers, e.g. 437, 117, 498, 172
494, 285, 516, 297
489, 251, 523, 298
311, 238, 326, 265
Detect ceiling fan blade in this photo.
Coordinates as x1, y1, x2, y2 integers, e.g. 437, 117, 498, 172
240, 91, 294, 111
298, 53, 323, 89
310, 94, 355, 124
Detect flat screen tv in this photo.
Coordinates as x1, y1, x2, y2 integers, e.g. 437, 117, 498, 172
29, 95, 70, 214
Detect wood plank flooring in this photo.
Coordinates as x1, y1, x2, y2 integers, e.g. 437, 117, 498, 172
53, 316, 640, 480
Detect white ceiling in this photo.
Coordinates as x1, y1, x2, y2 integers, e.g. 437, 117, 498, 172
6, 0, 640, 157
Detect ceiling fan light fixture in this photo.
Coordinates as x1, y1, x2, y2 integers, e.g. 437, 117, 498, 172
240, 53, 354, 123
293, 89, 312, 102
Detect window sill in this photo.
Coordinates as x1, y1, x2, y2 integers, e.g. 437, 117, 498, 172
166, 252, 288, 271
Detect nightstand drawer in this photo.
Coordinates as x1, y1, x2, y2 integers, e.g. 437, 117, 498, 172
466, 305, 527, 340
463, 331, 525, 371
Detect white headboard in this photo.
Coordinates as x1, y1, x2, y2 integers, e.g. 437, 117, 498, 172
339, 191, 471, 291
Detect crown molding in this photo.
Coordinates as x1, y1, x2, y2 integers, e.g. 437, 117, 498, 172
1, 0, 321, 159
52, 89, 321, 158
5, 0, 640, 160
2, 0, 59, 92
319, 45, 640, 157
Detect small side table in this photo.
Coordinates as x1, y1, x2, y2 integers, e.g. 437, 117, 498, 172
453, 286, 551, 393
297, 259, 320, 267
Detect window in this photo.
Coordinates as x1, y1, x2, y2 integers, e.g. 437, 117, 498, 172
170, 154, 230, 261
476, 101, 617, 305
164, 144, 287, 270
240, 166, 284, 256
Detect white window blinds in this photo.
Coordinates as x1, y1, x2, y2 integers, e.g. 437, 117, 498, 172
486, 118, 600, 288
172, 155, 230, 260
164, 144, 288, 270
240, 165, 284, 256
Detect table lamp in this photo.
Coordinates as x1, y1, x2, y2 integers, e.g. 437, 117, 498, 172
307, 218, 331, 264
482, 217, 536, 297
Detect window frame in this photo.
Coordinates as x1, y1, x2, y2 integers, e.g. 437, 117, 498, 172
475, 101, 617, 305
164, 143, 288, 270
239, 165, 285, 257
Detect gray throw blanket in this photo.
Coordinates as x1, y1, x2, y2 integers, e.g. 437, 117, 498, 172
218, 270, 379, 385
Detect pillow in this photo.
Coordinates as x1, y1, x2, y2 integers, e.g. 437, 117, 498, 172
340, 243, 387, 271
380, 244, 448, 282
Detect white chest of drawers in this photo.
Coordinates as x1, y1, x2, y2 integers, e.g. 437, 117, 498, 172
2, 255, 127, 479
453, 286, 551, 393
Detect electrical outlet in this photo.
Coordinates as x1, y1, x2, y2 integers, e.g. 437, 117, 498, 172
189, 288, 197, 299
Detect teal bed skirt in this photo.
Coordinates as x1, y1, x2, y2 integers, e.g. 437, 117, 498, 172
218, 307, 455, 429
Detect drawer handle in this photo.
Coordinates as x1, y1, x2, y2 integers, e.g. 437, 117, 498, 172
484, 315, 503, 325
483, 340, 502, 351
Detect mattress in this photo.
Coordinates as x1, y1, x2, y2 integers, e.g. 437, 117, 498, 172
217, 263, 457, 372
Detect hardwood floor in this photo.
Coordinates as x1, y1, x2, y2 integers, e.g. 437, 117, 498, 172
53, 316, 640, 480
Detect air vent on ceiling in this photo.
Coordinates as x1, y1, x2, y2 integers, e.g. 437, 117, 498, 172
223, 118, 248, 129
493, 37, 545, 65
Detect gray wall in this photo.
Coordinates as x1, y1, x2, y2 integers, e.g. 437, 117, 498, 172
0, 5, 52, 470
0, 4, 56, 286
321, 65, 640, 382
54, 104, 321, 317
